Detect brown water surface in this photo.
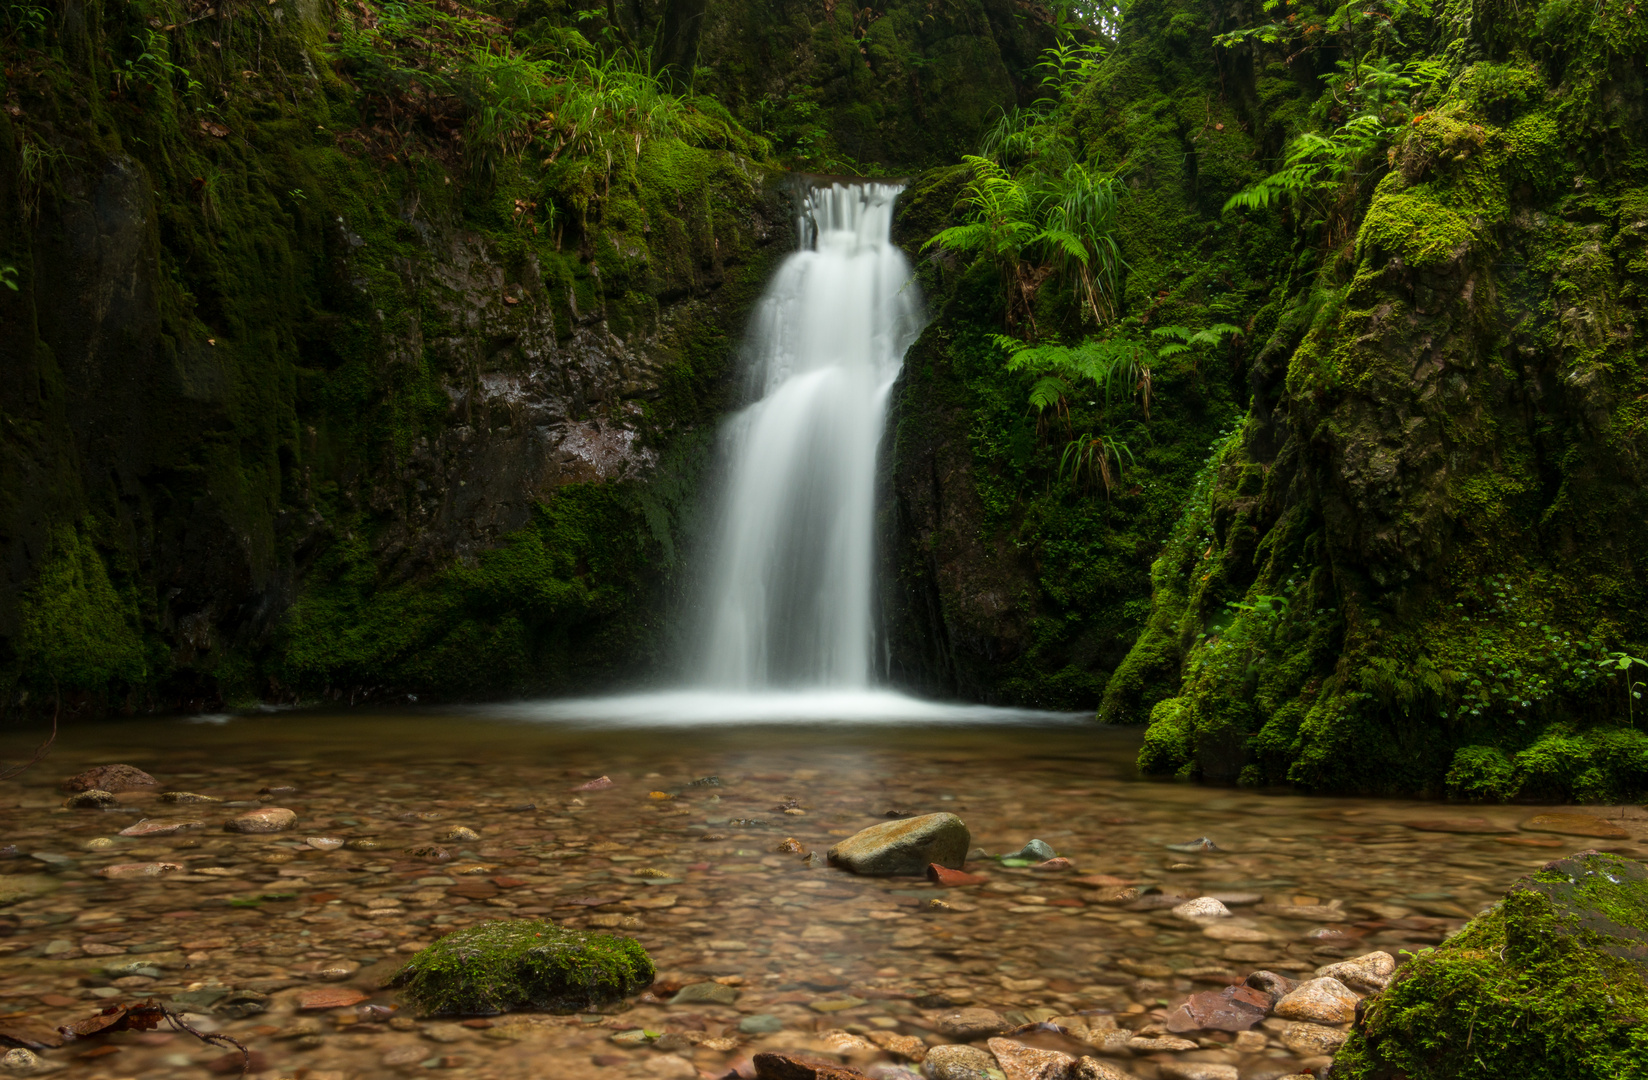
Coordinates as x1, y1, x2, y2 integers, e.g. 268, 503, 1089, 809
0, 708, 1642, 1080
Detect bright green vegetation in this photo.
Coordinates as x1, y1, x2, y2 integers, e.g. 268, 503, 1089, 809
392, 920, 654, 1016
1336, 852, 1648, 1080
879, 0, 1291, 705
1093, 0, 1648, 793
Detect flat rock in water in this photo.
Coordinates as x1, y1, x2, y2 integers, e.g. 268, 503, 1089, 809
1172, 896, 1231, 920
827, 812, 969, 876
225, 807, 297, 833
63, 790, 117, 810
158, 791, 220, 804
99, 862, 184, 878
62, 764, 157, 793
933, 1007, 1009, 1039
751, 1052, 871, 1080
0, 875, 58, 906
1158, 1065, 1238, 1080
670, 981, 738, 1005
1281, 1021, 1348, 1056
119, 818, 206, 837
922, 1044, 1005, 1080
0, 1017, 66, 1050
298, 987, 369, 1010
986, 1038, 1074, 1080
1163, 985, 1271, 1032
1402, 817, 1512, 834
1518, 813, 1630, 840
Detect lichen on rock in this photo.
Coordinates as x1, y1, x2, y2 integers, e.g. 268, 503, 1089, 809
391, 919, 655, 1017
1334, 851, 1648, 1079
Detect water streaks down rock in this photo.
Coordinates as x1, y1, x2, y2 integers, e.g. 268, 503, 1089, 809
828, 813, 970, 876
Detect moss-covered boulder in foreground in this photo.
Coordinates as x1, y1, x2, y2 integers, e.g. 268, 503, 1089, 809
391, 920, 654, 1017
1334, 851, 1648, 1080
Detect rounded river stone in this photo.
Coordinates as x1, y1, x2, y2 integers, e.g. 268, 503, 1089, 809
828, 812, 970, 876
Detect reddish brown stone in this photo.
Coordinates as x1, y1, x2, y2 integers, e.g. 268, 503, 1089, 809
573, 776, 613, 791
927, 864, 988, 887
1163, 984, 1271, 1033
62, 765, 157, 793
752, 1053, 871, 1080
297, 987, 369, 1010
1032, 857, 1075, 871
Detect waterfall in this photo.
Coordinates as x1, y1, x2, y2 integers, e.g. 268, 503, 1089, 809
695, 181, 923, 689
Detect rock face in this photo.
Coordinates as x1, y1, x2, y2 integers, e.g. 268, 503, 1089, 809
391, 919, 654, 1016
62, 765, 157, 793
1336, 851, 1648, 1079
828, 813, 970, 876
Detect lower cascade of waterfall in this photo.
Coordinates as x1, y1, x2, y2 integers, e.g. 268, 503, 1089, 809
503, 181, 1079, 725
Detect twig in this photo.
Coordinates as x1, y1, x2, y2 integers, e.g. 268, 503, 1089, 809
165, 1005, 252, 1076
0, 686, 59, 782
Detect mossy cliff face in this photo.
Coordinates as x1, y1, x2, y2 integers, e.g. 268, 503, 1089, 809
1101, 0, 1648, 793
877, 0, 1295, 707
0, 0, 794, 709
1334, 851, 1648, 1080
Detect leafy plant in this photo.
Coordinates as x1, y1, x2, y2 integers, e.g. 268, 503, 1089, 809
1606, 651, 1648, 727
925, 156, 1124, 331
0, 265, 18, 292
1217, 2, 1450, 244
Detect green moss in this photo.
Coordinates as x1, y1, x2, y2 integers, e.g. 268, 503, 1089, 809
15, 523, 152, 693
1335, 852, 1648, 1080
1445, 745, 1516, 801
392, 920, 654, 1017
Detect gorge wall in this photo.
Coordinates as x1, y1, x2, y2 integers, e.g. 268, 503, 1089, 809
878, 0, 1648, 796
0, 0, 1043, 712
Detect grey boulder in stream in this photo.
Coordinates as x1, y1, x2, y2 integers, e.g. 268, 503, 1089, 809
827, 812, 970, 875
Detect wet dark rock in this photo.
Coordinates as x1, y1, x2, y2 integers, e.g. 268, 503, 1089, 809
215, 989, 270, 1018
63, 790, 116, 810
1244, 971, 1298, 1002
828, 813, 970, 876
1165, 838, 1219, 854
1005, 839, 1054, 862
62, 765, 157, 793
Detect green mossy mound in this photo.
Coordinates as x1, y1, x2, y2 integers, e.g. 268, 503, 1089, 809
391, 920, 654, 1017
1334, 851, 1648, 1080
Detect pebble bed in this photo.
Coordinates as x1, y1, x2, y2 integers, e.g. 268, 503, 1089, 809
0, 713, 1643, 1080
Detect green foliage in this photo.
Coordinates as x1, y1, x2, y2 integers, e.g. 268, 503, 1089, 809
15, 524, 150, 694
1219, 10, 1451, 244
1336, 852, 1648, 1080
392, 920, 654, 1016
0, 264, 17, 291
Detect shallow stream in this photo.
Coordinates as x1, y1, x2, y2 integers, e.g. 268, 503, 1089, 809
1, 708, 1643, 1079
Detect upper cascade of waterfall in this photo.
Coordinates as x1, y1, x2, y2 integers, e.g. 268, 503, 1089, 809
696, 181, 924, 690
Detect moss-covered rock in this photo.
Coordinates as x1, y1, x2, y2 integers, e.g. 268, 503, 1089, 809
1334, 851, 1648, 1080
391, 920, 654, 1017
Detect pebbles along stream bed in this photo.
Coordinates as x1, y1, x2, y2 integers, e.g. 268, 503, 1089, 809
0, 710, 1642, 1080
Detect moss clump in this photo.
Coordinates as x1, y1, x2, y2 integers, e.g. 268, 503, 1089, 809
391, 920, 654, 1017
1335, 851, 1648, 1080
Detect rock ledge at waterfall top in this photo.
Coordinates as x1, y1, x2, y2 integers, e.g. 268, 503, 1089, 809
1334, 850, 1648, 1080
827, 812, 970, 876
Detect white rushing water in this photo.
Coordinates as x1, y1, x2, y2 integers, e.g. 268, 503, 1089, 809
696, 181, 923, 688
481, 181, 1081, 726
